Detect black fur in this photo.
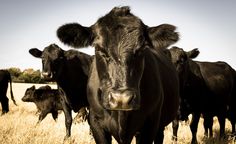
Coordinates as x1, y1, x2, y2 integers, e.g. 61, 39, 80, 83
22, 85, 62, 122
29, 44, 92, 139
0, 70, 17, 115
169, 46, 236, 143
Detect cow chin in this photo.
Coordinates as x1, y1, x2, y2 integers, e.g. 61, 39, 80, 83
101, 90, 141, 111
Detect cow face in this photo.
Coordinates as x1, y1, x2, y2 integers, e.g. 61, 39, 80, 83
169, 47, 188, 75
169, 47, 200, 82
29, 44, 65, 80
57, 6, 179, 111
22, 85, 36, 102
92, 8, 148, 111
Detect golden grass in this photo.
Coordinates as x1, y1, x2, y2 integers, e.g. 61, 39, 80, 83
0, 83, 235, 144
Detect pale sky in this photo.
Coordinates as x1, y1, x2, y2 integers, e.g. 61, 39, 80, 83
0, 0, 235, 70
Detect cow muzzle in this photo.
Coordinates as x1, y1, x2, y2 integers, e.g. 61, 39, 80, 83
107, 90, 139, 111
41, 72, 53, 79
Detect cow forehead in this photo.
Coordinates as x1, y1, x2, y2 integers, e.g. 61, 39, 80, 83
92, 7, 145, 56
26, 89, 34, 94
171, 47, 186, 60
42, 45, 62, 59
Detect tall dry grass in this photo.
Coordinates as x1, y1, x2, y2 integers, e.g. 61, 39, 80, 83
0, 83, 235, 144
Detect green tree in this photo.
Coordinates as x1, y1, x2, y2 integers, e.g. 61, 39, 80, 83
8, 67, 22, 81
7, 68, 46, 83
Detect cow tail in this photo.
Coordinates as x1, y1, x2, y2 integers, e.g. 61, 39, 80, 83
9, 74, 17, 106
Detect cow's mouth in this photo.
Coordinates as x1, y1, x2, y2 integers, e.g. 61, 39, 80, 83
41, 72, 54, 80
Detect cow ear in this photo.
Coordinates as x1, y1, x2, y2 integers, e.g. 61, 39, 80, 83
147, 24, 179, 49
31, 85, 36, 90
29, 48, 42, 58
187, 48, 199, 59
57, 23, 93, 48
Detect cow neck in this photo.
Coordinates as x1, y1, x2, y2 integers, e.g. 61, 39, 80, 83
116, 111, 129, 143
56, 63, 89, 109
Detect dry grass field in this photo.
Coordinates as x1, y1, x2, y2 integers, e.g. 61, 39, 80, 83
0, 83, 235, 144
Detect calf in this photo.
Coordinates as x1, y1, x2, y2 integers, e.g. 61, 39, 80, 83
22, 85, 63, 123
0, 70, 17, 114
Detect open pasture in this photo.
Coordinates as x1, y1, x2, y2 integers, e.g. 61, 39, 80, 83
0, 83, 235, 144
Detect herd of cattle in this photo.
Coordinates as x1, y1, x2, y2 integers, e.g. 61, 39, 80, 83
0, 6, 236, 144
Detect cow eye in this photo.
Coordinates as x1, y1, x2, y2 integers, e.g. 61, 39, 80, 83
177, 57, 186, 65
180, 57, 186, 63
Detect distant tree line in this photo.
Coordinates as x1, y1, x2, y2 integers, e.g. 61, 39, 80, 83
7, 67, 48, 83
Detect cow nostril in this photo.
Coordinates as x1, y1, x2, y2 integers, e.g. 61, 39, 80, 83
108, 93, 118, 108
127, 94, 134, 105
108, 93, 115, 103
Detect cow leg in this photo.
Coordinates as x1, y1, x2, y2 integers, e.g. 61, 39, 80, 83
51, 110, 58, 121
62, 103, 72, 140
37, 111, 49, 124
190, 113, 200, 144
203, 114, 213, 137
89, 111, 112, 144
136, 118, 159, 144
154, 127, 164, 144
229, 111, 236, 135
218, 115, 226, 138
172, 118, 179, 142
231, 119, 236, 134
1, 96, 9, 114
209, 117, 213, 137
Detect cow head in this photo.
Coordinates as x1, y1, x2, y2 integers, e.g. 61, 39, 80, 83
22, 85, 36, 102
169, 47, 199, 77
57, 6, 178, 111
22, 85, 52, 102
29, 44, 65, 80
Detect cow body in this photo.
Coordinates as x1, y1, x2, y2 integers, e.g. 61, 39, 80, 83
22, 85, 63, 122
0, 70, 17, 114
29, 44, 92, 138
169, 47, 236, 143
57, 6, 179, 144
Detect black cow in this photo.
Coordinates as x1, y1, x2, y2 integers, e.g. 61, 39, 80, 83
57, 6, 179, 144
22, 85, 63, 123
0, 70, 17, 114
169, 46, 236, 143
29, 44, 92, 139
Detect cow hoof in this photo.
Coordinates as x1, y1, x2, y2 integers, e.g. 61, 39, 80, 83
63, 135, 71, 142
171, 136, 177, 142
1, 111, 8, 115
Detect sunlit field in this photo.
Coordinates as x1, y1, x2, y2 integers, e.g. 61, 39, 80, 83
0, 83, 235, 144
